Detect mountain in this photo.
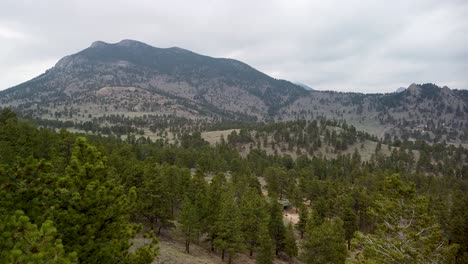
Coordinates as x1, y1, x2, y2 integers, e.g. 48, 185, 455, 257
1, 40, 467, 144
1, 39, 306, 121
280, 83, 468, 143
295, 82, 314, 91
395, 87, 406, 93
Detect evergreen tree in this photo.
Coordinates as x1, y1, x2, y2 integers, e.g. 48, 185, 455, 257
0, 210, 77, 264
206, 172, 227, 251
256, 218, 274, 264
53, 138, 139, 263
239, 188, 268, 256
137, 163, 174, 234
342, 207, 358, 250
178, 170, 208, 254
178, 196, 200, 254
301, 218, 346, 264
352, 175, 458, 263
283, 222, 298, 258
447, 191, 468, 263
214, 188, 244, 264
269, 200, 286, 255
296, 204, 308, 239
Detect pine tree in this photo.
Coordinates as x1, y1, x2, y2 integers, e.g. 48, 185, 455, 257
137, 163, 174, 234
342, 207, 357, 250
53, 137, 140, 263
301, 218, 346, 264
264, 167, 280, 199
240, 188, 268, 256
0, 210, 77, 264
352, 175, 458, 263
296, 204, 308, 239
178, 170, 208, 254
269, 200, 286, 255
179, 196, 200, 254
283, 222, 298, 258
214, 188, 244, 264
206, 172, 227, 251
309, 207, 323, 227
256, 218, 274, 264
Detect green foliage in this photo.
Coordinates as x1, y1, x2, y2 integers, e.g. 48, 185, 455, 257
1, 108, 468, 263
136, 163, 181, 233
256, 219, 274, 264
213, 188, 244, 263
301, 218, 347, 264
351, 175, 458, 264
0, 210, 77, 264
296, 204, 308, 239
127, 232, 158, 264
447, 191, 468, 262
53, 138, 139, 263
268, 200, 286, 255
179, 196, 202, 254
239, 188, 268, 256
283, 222, 298, 258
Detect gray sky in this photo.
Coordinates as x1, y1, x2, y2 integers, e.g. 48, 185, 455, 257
1, 0, 467, 93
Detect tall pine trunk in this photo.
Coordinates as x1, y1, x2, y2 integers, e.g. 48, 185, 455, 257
185, 239, 190, 253
210, 235, 215, 252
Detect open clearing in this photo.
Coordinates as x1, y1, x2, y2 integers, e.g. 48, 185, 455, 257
201, 129, 239, 144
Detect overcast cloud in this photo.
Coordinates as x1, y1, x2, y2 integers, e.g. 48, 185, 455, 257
1, 0, 467, 93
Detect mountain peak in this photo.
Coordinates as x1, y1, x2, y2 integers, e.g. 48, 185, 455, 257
90, 41, 109, 48
89, 39, 150, 49
115, 39, 149, 48
395, 87, 406, 93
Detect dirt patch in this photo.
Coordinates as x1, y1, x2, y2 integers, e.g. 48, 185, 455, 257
284, 210, 299, 225
201, 129, 239, 145
132, 232, 290, 264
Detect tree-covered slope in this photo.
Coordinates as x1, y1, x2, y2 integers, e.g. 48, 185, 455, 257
1, 108, 467, 263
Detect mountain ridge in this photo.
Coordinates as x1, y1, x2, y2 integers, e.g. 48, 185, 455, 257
1, 39, 467, 144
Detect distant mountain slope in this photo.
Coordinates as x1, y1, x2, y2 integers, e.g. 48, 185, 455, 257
1, 39, 307, 121
1, 40, 467, 144
395, 87, 406, 93
294, 82, 314, 91
280, 83, 468, 143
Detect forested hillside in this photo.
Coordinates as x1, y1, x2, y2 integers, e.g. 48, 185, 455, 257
1, 108, 467, 263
